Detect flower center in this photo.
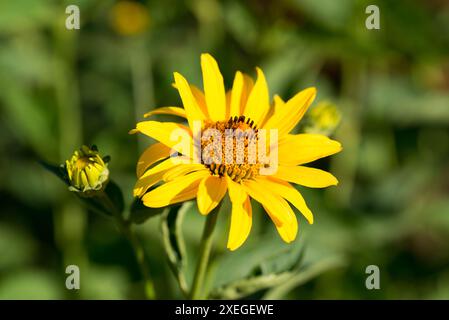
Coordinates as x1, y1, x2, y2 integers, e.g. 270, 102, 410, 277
201, 116, 262, 183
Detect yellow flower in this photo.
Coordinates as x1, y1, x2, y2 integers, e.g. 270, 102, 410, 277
110, 1, 150, 36
304, 101, 341, 135
66, 145, 109, 194
131, 54, 342, 250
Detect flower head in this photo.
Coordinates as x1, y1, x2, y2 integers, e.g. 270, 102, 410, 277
110, 1, 150, 36
304, 101, 341, 135
131, 54, 342, 250
66, 145, 109, 195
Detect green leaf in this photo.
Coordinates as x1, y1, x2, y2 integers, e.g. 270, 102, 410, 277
210, 238, 306, 299
262, 256, 346, 300
38, 160, 69, 185
78, 195, 113, 218
212, 234, 305, 289
209, 272, 293, 300
160, 202, 190, 296
211, 255, 345, 300
104, 180, 124, 214
257, 241, 306, 276
129, 197, 165, 224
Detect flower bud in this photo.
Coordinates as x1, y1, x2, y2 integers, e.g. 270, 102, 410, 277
304, 101, 341, 136
65, 145, 109, 194
110, 1, 150, 36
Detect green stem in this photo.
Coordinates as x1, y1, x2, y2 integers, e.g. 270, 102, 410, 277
121, 221, 156, 300
98, 191, 156, 299
189, 206, 220, 299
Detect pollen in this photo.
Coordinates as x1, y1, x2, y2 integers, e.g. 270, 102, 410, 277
201, 116, 263, 183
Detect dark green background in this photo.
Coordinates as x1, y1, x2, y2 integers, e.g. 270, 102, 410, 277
1, 0, 449, 299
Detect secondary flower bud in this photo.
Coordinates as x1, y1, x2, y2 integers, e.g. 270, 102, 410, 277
305, 101, 341, 136
65, 145, 109, 194
110, 1, 150, 36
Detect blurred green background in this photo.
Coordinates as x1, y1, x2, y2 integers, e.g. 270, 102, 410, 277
1, 0, 449, 299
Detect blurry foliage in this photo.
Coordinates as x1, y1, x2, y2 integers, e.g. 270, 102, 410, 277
1, 0, 449, 299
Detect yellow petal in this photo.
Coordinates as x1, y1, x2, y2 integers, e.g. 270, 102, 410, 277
142, 170, 209, 207
133, 120, 192, 156
226, 176, 247, 204
262, 199, 298, 243
163, 163, 205, 182
174, 72, 207, 129
226, 178, 252, 251
244, 179, 298, 242
272, 95, 285, 111
171, 82, 209, 118
243, 179, 288, 227
201, 53, 226, 121
144, 106, 186, 119
278, 134, 342, 166
264, 87, 316, 136
230, 71, 244, 117
226, 90, 232, 119
197, 175, 228, 215
136, 143, 172, 178
190, 84, 210, 118
228, 198, 252, 251
255, 177, 313, 224
240, 74, 254, 114
273, 165, 338, 188
243, 67, 269, 126
81, 171, 88, 188
260, 94, 284, 128
134, 158, 181, 197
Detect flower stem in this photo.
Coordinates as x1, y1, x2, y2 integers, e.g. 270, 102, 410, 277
98, 191, 156, 299
121, 221, 156, 299
189, 206, 220, 299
